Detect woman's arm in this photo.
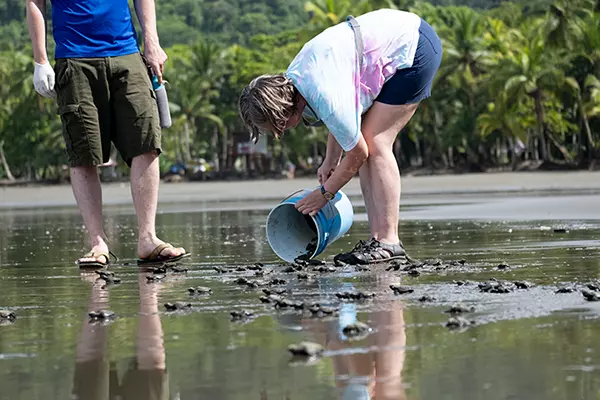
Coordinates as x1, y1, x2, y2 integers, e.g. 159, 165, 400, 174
296, 135, 368, 216
318, 133, 344, 184
323, 135, 367, 194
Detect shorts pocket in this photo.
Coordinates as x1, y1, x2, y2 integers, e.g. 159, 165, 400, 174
58, 104, 89, 160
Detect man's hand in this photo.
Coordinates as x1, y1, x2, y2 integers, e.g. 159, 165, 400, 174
317, 157, 340, 185
33, 61, 55, 98
144, 42, 168, 83
295, 189, 328, 217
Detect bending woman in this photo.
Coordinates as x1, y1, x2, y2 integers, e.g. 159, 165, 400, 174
238, 8, 442, 264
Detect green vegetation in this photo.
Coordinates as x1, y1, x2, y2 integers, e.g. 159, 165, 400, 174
1, 0, 599, 181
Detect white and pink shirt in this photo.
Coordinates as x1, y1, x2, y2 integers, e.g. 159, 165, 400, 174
286, 9, 421, 151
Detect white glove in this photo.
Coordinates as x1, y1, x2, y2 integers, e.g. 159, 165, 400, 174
33, 61, 56, 98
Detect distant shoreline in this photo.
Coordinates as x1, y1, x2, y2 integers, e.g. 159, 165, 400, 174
2, 171, 600, 211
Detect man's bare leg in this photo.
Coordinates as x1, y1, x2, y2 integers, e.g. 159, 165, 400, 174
71, 166, 110, 264
131, 151, 185, 259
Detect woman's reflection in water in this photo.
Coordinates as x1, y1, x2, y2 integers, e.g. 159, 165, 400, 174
303, 276, 408, 400
72, 271, 169, 400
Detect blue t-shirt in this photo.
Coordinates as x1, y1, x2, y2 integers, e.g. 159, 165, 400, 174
51, 0, 140, 59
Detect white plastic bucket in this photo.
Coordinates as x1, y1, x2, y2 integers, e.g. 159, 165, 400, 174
266, 188, 354, 263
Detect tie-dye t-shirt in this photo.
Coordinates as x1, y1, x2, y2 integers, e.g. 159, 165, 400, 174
285, 9, 421, 151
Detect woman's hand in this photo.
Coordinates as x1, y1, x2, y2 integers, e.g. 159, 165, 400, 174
317, 157, 340, 185
295, 189, 328, 216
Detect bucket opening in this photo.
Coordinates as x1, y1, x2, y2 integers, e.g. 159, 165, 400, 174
266, 203, 320, 263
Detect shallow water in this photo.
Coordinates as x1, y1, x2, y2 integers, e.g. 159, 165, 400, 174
1, 200, 600, 400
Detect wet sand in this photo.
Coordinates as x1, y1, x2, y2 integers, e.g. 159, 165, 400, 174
3, 172, 600, 399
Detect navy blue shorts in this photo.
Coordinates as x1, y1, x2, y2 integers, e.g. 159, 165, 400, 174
375, 18, 442, 105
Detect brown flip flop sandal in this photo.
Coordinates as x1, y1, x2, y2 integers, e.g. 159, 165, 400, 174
77, 250, 118, 269
137, 243, 191, 266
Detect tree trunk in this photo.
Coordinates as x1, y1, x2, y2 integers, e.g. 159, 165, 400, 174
184, 121, 191, 162
579, 98, 595, 163
221, 127, 228, 173
0, 141, 15, 181
532, 91, 549, 161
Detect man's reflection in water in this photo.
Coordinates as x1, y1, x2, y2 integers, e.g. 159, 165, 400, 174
72, 271, 169, 400
302, 277, 408, 400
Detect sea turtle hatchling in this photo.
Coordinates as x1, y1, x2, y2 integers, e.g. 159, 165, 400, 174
390, 285, 414, 295
288, 342, 324, 358
188, 287, 212, 295
582, 289, 600, 302
0, 310, 16, 321
230, 310, 254, 321
342, 322, 372, 338
89, 310, 116, 321
446, 316, 473, 330
445, 303, 475, 314
164, 302, 192, 311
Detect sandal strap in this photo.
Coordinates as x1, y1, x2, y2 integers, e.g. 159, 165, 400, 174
81, 250, 119, 263
146, 243, 173, 260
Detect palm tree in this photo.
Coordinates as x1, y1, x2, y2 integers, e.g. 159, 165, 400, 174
489, 23, 572, 162
544, 0, 595, 49
167, 40, 228, 170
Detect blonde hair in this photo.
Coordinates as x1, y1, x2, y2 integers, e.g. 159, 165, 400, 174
238, 74, 297, 143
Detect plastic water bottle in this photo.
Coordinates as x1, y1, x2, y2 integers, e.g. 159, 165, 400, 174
151, 75, 172, 129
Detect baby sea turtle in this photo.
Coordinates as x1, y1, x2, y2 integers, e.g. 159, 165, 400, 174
247, 264, 264, 271
146, 274, 166, 283
313, 266, 336, 273
152, 266, 168, 274
586, 282, 600, 292
164, 302, 191, 311
230, 310, 254, 321
288, 342, 323, 358
0, 310, 16, 321
268, 278, 287, 286
342, 322, 372, 338
188, 287, 212, 295
408, 269, 421, 277
335, 291, 376, 301
418, 295, 436, 302
445, 303, 475, 314
95, 270, 115, 279
234, 277, 250, 285
479, 281, 513, 294
582, 289, 600, 302
446, 316, 473, 330
307, 259, 325, 266
255, 269, 273, 277
262, 288, 287, 296
556, 286, 576, 294
514, 281, 534, 289
260, 294, 284, 304
390, 285, 414, 295
497, 263, 510, 270
89, 310, 116, 321
297, 273, 315, 280
235, 266, 248, 272
171, 266, 189, 273
214, 266, 228, 274
308, 304, 338, 317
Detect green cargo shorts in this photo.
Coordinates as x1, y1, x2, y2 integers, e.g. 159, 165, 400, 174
54, 52, 162, 167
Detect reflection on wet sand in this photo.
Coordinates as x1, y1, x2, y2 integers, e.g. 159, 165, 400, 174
301, 276, 408, 400
72, 272, 169, 400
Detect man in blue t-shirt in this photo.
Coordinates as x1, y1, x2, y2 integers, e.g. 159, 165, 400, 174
26, 0, 190, 267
